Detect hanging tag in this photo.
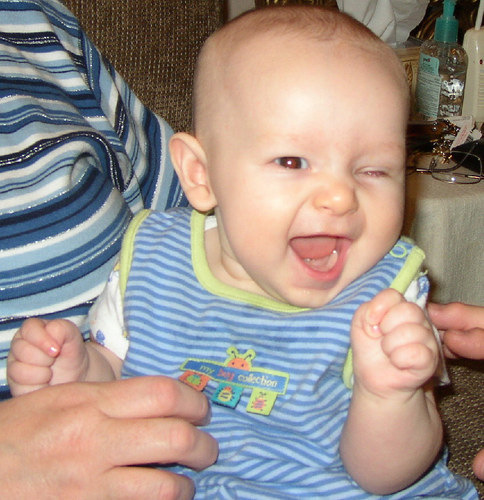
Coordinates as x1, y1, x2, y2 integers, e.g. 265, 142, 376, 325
246, 389, 278, 416
212, 382, 244, 409
179, 370, 210, 391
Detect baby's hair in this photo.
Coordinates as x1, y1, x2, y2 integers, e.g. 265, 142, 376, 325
192, 6, 408, 133
217, 5, 381, 46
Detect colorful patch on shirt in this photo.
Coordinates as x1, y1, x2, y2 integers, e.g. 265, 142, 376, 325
212, 383, 244, 408
247, 389, 278, 416
179, 371, 210, 391
179, 346, 289, 416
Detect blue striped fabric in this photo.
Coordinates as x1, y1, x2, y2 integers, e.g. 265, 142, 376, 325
0, 0, 187, 392
120, 209, 477, 499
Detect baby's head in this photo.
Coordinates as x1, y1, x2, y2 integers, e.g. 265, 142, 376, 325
170, 6, 410, 308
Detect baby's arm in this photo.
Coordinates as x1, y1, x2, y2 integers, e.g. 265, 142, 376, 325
7, 318, 122, 397
340, 288, 442, 495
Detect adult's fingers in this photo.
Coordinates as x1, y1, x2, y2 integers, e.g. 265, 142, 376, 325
89, 376, 212, 424
0, 380, 217, 500
473, 448, 484, 481
103, 465, 195, 500
100, 415, 218, 471
442, 328, 484, 360
428, 302, 484, 332
54, 378, 219, 470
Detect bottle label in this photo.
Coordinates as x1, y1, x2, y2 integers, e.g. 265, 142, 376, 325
439, 76, 465, 116
416, 53, 441, 119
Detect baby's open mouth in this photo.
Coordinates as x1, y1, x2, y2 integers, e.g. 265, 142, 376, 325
290, 235, 348, 274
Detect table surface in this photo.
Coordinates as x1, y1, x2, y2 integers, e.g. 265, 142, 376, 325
404, 172, 484, 306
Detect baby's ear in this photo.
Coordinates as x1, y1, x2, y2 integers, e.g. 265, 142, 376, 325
169, 132, 217, 212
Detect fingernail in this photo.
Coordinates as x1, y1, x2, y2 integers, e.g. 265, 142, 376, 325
49, 345, 59, 356
204, 403, 212, 425
367, 323, 381, 338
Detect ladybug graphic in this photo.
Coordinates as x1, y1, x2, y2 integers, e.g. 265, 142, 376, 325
225, 346, 256, 370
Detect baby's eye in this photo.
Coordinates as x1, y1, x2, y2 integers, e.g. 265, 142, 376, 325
275, 157, 309, 169
361, 169, 388, 178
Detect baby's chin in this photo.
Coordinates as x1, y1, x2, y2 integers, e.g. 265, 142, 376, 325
274, 265, 374, 309
270, 282, 349, 309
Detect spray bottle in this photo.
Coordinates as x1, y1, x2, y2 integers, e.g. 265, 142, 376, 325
416, 0, 468, 120
462, 0, 484, 124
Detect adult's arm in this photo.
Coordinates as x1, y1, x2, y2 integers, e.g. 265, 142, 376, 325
0, 0, 186, 389
0, 376, 218, 499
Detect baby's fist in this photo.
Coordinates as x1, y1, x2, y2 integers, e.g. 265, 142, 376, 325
352, 289, 438, 396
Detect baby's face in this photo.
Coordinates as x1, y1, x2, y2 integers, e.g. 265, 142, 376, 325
202, 38, 408, 308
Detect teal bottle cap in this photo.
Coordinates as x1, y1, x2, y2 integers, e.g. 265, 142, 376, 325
435, 0, 458, 43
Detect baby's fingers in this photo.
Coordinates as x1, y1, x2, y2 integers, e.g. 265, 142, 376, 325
358, 289, 406, 339
15, 318, 60, 358
10, 336, 57, 366
385, 338, 436, 373
381, 322, 439, 385
7, 359, 54, 388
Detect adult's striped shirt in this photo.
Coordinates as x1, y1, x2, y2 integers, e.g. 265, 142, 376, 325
0, 0, 186, 393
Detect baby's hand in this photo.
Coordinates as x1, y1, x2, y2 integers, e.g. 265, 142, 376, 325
351, 289, 439, 398
7, 318, 88, 396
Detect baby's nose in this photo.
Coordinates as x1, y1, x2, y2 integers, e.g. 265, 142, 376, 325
312, 177, 358, 215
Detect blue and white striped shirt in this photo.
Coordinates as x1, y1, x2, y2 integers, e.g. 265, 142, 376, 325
0, 0, 186, 392
95, 208, 476, 499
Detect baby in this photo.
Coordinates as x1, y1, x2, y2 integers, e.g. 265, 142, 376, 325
7, 6, 477, 499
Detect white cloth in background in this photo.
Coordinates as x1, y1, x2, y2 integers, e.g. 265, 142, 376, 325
337, 0, 429, 44
404, 173, 484, 307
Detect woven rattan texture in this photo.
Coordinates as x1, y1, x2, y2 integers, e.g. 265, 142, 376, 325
62, 0, 223, 131
438, 360, 484, 498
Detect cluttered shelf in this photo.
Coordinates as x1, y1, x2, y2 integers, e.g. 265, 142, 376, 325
394, 0, 484, 311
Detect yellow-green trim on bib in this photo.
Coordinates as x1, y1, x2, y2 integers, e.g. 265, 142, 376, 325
389, 237, 426, 293
118, 209, 151, 300
191, 210, 308, 314
117, 210, 425, 391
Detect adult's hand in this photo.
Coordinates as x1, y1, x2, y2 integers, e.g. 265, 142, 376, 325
428, 302, 484, 481
428, 302, 484, 359
0, 376, 218, 499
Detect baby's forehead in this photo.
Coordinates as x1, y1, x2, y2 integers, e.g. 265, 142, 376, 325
195, 8, 408, 132
211, 21, 398, 80
221, 34, 401, 90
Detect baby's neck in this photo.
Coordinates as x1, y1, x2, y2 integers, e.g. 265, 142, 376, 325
204, 227, 270, 298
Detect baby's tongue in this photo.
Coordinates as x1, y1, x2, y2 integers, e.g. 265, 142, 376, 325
290, 236, 338, 272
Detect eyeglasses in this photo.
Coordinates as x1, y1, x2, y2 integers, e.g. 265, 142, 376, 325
407, 142, 484, 184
